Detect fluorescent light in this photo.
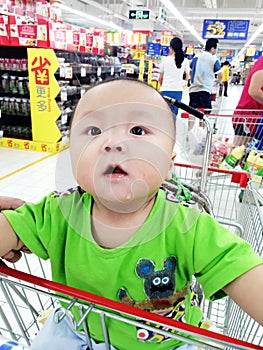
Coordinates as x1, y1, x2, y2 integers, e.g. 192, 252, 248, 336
53, 3, 123, 31
204, 0, 217, 8
160, 0, 205, 45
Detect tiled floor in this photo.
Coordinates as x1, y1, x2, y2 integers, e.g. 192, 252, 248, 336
0, 84, 247, 346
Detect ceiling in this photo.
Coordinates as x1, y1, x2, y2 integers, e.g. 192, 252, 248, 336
57, 0, 263, 53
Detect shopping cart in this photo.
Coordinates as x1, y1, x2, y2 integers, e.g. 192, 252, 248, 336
0, 259, 262, 350
171, 162, 263, 347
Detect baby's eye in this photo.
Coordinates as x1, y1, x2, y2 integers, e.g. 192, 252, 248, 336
87, 127, 101, 136
130, 126, 146, 135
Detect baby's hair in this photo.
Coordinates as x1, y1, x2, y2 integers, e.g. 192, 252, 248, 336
69, 77, 175, 129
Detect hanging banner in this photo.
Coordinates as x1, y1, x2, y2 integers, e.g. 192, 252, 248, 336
203, 19, 250, 40
147, 59, 153, 85
160, 30, 173, 46
27, 48, 61, 143
138, 55, 145, 81
246, 45, 256, 57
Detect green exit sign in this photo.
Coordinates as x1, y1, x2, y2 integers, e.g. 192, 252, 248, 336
129, 9, 151, 20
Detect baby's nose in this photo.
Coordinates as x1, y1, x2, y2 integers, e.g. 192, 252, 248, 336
105, 145, 123, 152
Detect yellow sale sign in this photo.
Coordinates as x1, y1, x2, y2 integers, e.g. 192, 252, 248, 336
27, 48, 61, 143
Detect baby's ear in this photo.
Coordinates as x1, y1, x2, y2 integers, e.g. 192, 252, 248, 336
165, 152, 176, 180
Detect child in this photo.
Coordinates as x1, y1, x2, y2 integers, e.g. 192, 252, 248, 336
0, 78, 262, 350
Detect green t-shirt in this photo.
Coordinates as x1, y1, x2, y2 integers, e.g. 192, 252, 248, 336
3, 188, 262, 350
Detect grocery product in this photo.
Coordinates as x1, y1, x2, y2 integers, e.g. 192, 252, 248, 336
219, 145, 245, 170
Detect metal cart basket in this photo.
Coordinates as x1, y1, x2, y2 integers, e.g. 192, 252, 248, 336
0, 260, 262, 350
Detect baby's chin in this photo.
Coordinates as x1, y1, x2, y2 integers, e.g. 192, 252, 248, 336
94, 194, 153, 214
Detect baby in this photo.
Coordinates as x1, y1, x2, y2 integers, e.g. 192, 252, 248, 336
0, 78, 262, 350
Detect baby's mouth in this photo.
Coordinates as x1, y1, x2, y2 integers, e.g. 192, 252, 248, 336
104, 165, 128, 176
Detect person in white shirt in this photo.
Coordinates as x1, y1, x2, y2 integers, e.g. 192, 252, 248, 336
158, 37, 190, 119
189, 38, 222, 112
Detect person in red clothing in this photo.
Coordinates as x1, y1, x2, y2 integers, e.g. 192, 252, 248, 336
232, 56, 263, 146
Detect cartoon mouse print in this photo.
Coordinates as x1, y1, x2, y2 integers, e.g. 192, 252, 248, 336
118, 256, 188, 312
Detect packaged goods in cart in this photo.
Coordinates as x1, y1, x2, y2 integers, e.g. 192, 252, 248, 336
219, 144, 245, 170
244, 150, 263, 183
210, 138, 233, 168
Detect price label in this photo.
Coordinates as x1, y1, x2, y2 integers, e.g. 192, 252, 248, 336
81, 66, 87, 77
60, 88, 67, 102
61, 113, 68, 125
65, 66, 73, 79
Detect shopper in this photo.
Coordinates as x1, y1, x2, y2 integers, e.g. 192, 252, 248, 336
158, 36, 190, 118
232, 55, 263, 147
0, 78, 262, 350
221, 60, 230, 97
188, 38, 222, 128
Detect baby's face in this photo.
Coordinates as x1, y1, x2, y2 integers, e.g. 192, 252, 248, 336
70, 80, 175, 212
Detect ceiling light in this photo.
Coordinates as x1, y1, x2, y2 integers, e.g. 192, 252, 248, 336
53, 3, 123, 31
160, 0, 205, 45
204, 0, 217, 8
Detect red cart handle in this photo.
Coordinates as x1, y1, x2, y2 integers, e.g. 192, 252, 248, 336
0, 263, 262, 350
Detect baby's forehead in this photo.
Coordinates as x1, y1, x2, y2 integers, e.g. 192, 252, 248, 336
81, 81, 169, 107
74, 81, 172, 118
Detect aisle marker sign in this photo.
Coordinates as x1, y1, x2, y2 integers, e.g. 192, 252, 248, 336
27, 48, 61, 143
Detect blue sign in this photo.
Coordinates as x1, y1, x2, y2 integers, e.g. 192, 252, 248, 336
161, 46, 170, 56
254, 51, 263, 59
147, 42, 161, 56
203, 19, 250, 40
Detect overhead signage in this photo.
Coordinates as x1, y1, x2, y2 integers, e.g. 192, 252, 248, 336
161, 46, 170, 56
160, 30, 173, 46
157, 7, 167, 24
147, 42, 161, 56
203, 19, 250, 40
129, 9, 150, 20
246, 45, 256, 57
254, 50, 263, 59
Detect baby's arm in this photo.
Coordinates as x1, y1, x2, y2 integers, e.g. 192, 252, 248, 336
222, 264, 263, 325
0, 213, 24, 257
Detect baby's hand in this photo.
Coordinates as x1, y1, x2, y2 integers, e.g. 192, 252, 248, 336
0, 196, 29, 263
1, 245, 31, 264
0, 196, 25, 210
